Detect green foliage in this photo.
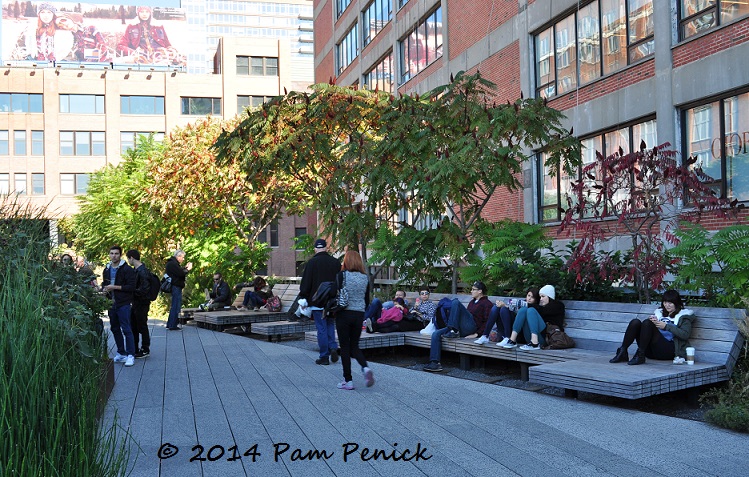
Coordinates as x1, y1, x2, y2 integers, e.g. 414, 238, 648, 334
702, 341, 749, 433
669, 223, 749, 307
1, 199, 129, 476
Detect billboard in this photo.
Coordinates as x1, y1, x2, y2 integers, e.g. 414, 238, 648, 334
2, 2, 188, 67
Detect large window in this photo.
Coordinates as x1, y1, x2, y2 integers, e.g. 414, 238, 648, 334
181, 97, 221, 115
237, 56, 278, 76
684, 92, 749, 201
539, 119, 656, 222
364, 52, 393, 93
336, 0, 352, 18
60, 94, 104, 114
534, 1, 654, 98
120, 132, 164, 154
0, 93, 43, 113
60, 132, 105, 156
60, 173, 90, 195
120, 96, 165, 115
31, 173, 44, 195
0, 174, 8, 194
336, 23, 359, 74
238, 95, 270, 111
680, 0, 749, 39
14, 173, 26, 195
0, 131, 7, 155
399, 7, 443, 84
363, 0, 392, 46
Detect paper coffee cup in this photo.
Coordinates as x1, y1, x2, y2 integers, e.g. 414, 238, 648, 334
686, 347, 695, 365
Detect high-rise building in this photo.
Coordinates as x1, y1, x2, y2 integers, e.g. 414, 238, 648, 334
314, 1, 749, 247
0, 1, 315, 276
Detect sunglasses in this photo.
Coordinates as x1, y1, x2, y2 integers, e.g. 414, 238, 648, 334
419, 291, 430, 295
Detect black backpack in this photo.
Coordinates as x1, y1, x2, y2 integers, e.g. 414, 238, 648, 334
146, 271, 161, 301
310, 281, 337, 308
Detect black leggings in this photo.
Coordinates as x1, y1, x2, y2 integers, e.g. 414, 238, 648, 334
620, 318, 675, 360
335, 310, 368, 382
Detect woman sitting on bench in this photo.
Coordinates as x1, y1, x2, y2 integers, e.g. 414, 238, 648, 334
237, 276, 271, 311
609, 289, 694, 365
499, 285, 565, 350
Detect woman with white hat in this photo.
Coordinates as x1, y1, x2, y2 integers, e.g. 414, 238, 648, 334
500, 285, 565, 350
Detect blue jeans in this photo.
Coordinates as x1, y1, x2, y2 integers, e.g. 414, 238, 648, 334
429, 299, 477, 362
313, 309, 338, 359
167, 286, 183, 329
109, 303, 135, 356
512, 307, 546, 346
243, 291, 264, 308
484, 305, 513, 338
364, 298, 383, 320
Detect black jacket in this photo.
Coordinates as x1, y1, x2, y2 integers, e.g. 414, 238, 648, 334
133, 264, 151, 303
165, 256, 189, 289
210, 280, 231, 305
299, 252, 341, 300
102, 260, 137, 308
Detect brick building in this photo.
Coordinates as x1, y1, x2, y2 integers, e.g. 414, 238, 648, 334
313, 0, 749, 247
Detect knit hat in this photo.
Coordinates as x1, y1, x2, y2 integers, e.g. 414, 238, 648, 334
37, 3, 57, 15
539, 285, 556, 300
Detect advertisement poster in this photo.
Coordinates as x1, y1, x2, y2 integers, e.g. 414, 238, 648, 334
2, 2, 188, 66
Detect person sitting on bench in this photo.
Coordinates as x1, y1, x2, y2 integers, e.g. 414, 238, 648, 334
499, 285, 565, 350
200, 272, 231, 311
237, 276, 271, 311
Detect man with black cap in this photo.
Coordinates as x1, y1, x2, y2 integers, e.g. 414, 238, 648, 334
299, 238, 342, 365
424, 281, 493, 372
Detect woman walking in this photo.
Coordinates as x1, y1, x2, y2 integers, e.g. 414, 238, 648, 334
334, 250, 375, 390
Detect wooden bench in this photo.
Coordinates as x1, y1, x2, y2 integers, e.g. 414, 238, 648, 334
303, 293, 745, 400
193, 284, 300, 332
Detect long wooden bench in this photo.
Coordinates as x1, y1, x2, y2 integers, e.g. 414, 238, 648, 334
304, 295, 745, 400
193, 284, 300, 332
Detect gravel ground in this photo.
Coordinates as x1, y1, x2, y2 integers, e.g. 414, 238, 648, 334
273, 335, 711, 422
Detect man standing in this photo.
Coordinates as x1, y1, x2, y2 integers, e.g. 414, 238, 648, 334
299, 239, 341, 365
201, 272, 231, 311
102, 245, 137, 367
165, 249, 192, 330
126, 249, 151, 358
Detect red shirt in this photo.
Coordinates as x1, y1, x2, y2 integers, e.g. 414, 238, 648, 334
467, 296, 493, 334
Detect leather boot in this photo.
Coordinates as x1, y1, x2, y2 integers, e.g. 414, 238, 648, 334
609, 347, 629, 363
628, 348, 646, 365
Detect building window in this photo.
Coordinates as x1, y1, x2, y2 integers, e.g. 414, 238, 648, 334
364, 52, 394, 93
60, 173, 90, 195
237, 56, 278, 76
14, 173, 26, 195
398, 7, 443, 84
363, 0, 392, 46
60, 94, 105, 114
0, 93, 43, 113
120, 96, 165, 114
238, 96, 270, 111
336, 23, 359, 75
684, 92, 749, 201
679, 0, 749, 39
294, 227, 307, 249
181, 97, 221, 115
0, 174, 8, 194
31, 131, 44, 155
538, 118, 656, 222
31, 173, 44, 195
534, 1, 654, 98
336, 0, 352, 18
13, 130, 26, 155
258, 227, 267, 244
120, 132, 165, 154
269, 220, 279, 247
0, 131, 7, 155
60, 132, 105, 156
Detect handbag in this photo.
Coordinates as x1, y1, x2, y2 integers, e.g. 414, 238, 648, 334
543, 324, 575, 349
265, 295, 282, 312
419, 320, 436, 336
325, 272, 349, 316
160, 273, 173, 294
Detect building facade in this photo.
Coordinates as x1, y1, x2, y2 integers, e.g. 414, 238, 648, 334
313, 0, 749, 246
0, 1, 316, 276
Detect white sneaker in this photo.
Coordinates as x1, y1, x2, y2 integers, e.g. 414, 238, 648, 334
497, 337, 510, 347
113, 353, 127, 363
500, 339, 517, 349
519, 343, 540, 351
124, 355, 135, 367
474, 335, 490, 345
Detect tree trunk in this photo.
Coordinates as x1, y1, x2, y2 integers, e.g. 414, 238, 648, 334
451, 262, 459, 294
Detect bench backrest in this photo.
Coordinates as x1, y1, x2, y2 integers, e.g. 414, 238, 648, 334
232, 283, 301, 312
561, 300, 745, 371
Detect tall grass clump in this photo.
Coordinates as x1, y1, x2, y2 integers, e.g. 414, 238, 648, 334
0, 199, 129, 476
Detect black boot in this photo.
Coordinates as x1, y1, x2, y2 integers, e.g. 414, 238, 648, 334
609, 347, 629, 363
627, 348, 646, 365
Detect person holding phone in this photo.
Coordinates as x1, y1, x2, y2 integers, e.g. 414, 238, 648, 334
609, 289, 694, 365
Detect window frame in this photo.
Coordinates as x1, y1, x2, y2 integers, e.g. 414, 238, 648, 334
180, 97, 222, 116
679, 0, 749, 40
398, 7, 442, 85
120, 95, 165, 115
59, 131, 106, 156
31, 173, 44, 195
364, 51, 394, 93
59, 94, 105, 114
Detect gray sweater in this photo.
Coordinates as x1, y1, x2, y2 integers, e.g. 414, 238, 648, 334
341, 271, 369, 312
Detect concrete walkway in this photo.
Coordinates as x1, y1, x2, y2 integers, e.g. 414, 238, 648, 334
103, 322, 749, 476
